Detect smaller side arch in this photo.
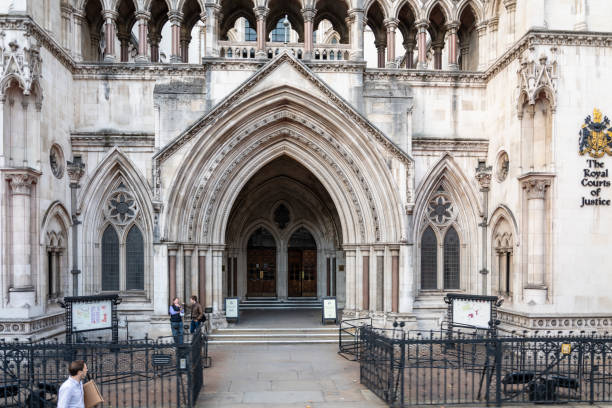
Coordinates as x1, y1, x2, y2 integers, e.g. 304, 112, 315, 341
423, 0, 452, 22
40, 201, 72, 245
454, 0, 483, 23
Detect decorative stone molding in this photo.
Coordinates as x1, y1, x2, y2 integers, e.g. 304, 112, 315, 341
517, 46, 558, 112
0, 312, 64, 336
70, 132, 155, 149
0, 30, 42, 97
522, 177, 551, 200
427, 193, 456, 226
412, 137, 489, 156
498, 309, 612, 333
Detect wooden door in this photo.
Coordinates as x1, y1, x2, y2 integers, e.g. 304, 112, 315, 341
247, 248, 276, 297
288, 249, 317, 297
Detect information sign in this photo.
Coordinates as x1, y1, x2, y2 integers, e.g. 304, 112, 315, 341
71, 300, 113, 332
444, 293, 499, 332
321, 297, 338, 324
225, 297, 239, 322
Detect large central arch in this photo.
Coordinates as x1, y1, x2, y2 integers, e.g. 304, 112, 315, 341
156, 54, 412, 321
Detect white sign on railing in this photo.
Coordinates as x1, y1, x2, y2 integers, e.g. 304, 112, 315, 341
451, 298, 491, 329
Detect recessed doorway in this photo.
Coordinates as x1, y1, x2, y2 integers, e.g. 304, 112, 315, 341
246, 227, 277, 297
288, 227, 317, 297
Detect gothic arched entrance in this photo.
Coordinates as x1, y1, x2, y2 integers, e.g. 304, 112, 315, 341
288, 227, 317, 297
246, 227, 277, 297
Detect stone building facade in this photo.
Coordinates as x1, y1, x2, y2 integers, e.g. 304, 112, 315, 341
0, 0, 611, 340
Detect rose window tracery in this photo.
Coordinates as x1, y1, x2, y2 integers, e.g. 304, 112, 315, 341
427, 194, 455, 225
105, 184, 138, 225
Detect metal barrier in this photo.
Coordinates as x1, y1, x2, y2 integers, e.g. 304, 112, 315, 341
358, 325, 612, 407
0, 326, 208, 407
338, 317, 371, 360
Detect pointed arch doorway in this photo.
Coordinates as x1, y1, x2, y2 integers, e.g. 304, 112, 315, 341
288, 227, 317, 297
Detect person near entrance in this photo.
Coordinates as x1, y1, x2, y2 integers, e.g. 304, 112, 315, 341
189, 295, 205, 334
169, 297, 185, 344
57, 360, 88, 408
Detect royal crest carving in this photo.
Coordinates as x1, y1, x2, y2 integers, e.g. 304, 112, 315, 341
579, 108, 612, 158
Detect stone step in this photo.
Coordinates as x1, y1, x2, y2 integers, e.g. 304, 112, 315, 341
208, 327, 339, 344
239, 299, 322, 310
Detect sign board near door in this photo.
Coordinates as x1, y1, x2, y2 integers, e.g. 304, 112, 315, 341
225, 297, 240, 323
321, 297, 338, 325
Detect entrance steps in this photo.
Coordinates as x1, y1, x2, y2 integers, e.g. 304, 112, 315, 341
240, 297, 321, 310
208, 327, 338, 344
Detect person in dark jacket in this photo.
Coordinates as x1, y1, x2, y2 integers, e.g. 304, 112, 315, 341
169, 297, 184, 344
189, 295, 205, 334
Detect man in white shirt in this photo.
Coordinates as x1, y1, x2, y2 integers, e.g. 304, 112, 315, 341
57, 360, 88, 408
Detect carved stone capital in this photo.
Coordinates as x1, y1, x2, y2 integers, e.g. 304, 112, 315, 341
301, 7, 316, 22
415, 19, 429, 32
383, 18, 399, 31
253, 6, 269, 19
167, 10, 183, 25
102, 10, 119, 22
445, 21, 460, 34
6, 173, 37, 195
134, 11, 151, 23
503, 0, 517, 13
66, 158, 85, 185
475, 161, 493, 190
522, 177, 551, 199
488, 17, 500, 31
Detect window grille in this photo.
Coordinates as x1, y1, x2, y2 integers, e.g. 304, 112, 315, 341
421, 227, 437, 289
102, 226, 120, 291
126, 225, 144, 290
443, 227, 460, 289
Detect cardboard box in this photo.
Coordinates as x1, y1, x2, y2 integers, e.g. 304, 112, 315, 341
83, 380, 103, 408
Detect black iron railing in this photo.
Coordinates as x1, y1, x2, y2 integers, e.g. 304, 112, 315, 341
0, 326, 208, 407
356, 325, 612, 406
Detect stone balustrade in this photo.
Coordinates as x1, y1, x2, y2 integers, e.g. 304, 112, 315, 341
218, 41, 350, 61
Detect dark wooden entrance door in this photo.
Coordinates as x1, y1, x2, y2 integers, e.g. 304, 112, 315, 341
288, 227, 317, 297
288, 249, 317, 297
246, 227, 276, 297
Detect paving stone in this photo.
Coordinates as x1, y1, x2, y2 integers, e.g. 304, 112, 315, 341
242, 390, 325, 403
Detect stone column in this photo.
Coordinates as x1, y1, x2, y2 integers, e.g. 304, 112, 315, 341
362, 253, 369, 311
503, 0, 517, 44
391, 249, 399, 313
184, 247, 193, 300
446, 22, 459, 70
574, 0, 587, 31
0, 96, 5, 166
432, 41, 443, 70
60, 3, 72, 50
6, 172, 37, 307
198, 249, 207, 307
149, 33, 160, 62
253, 7, 269, 58
301, 7, 316, 59
375, 40, 386, 68
205, 4, 222, 57
73, 11, 85, 61
460, 44, 470, 70
403, 38, 416, 68
375, 248, 384, 312
118, 33, 130, 62
384, 18, 398, 68
416, 20, 429, 69
476, 23, 487, 71
212, 247, 223, 313
67, 158, 84, 296
522, 177, 551, 304
347, 8, 364, 61
135, 11, 150, 62
180, 33, 191, 63
102, 10, 118, 62
168, 11, 183, 63
475, 160, 493, 295
488, 17, 499, 64
168, 247, 177, 302
344, 247, 356, 312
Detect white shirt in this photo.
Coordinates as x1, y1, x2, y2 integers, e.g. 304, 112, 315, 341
57, 376, 84, 408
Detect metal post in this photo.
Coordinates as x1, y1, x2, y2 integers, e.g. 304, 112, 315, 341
67, 157, 85, 296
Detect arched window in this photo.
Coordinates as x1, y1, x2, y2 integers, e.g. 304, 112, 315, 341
271, 19, 288, 42
244, 19, 257, 42
420, 227, 437, 289
443, 227, 460, 289
126, 225, 144, 290
102, 225, 120, 291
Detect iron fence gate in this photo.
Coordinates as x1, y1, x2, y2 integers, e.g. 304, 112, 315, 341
0, 327, 208, 408
358, 326, 612, 406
